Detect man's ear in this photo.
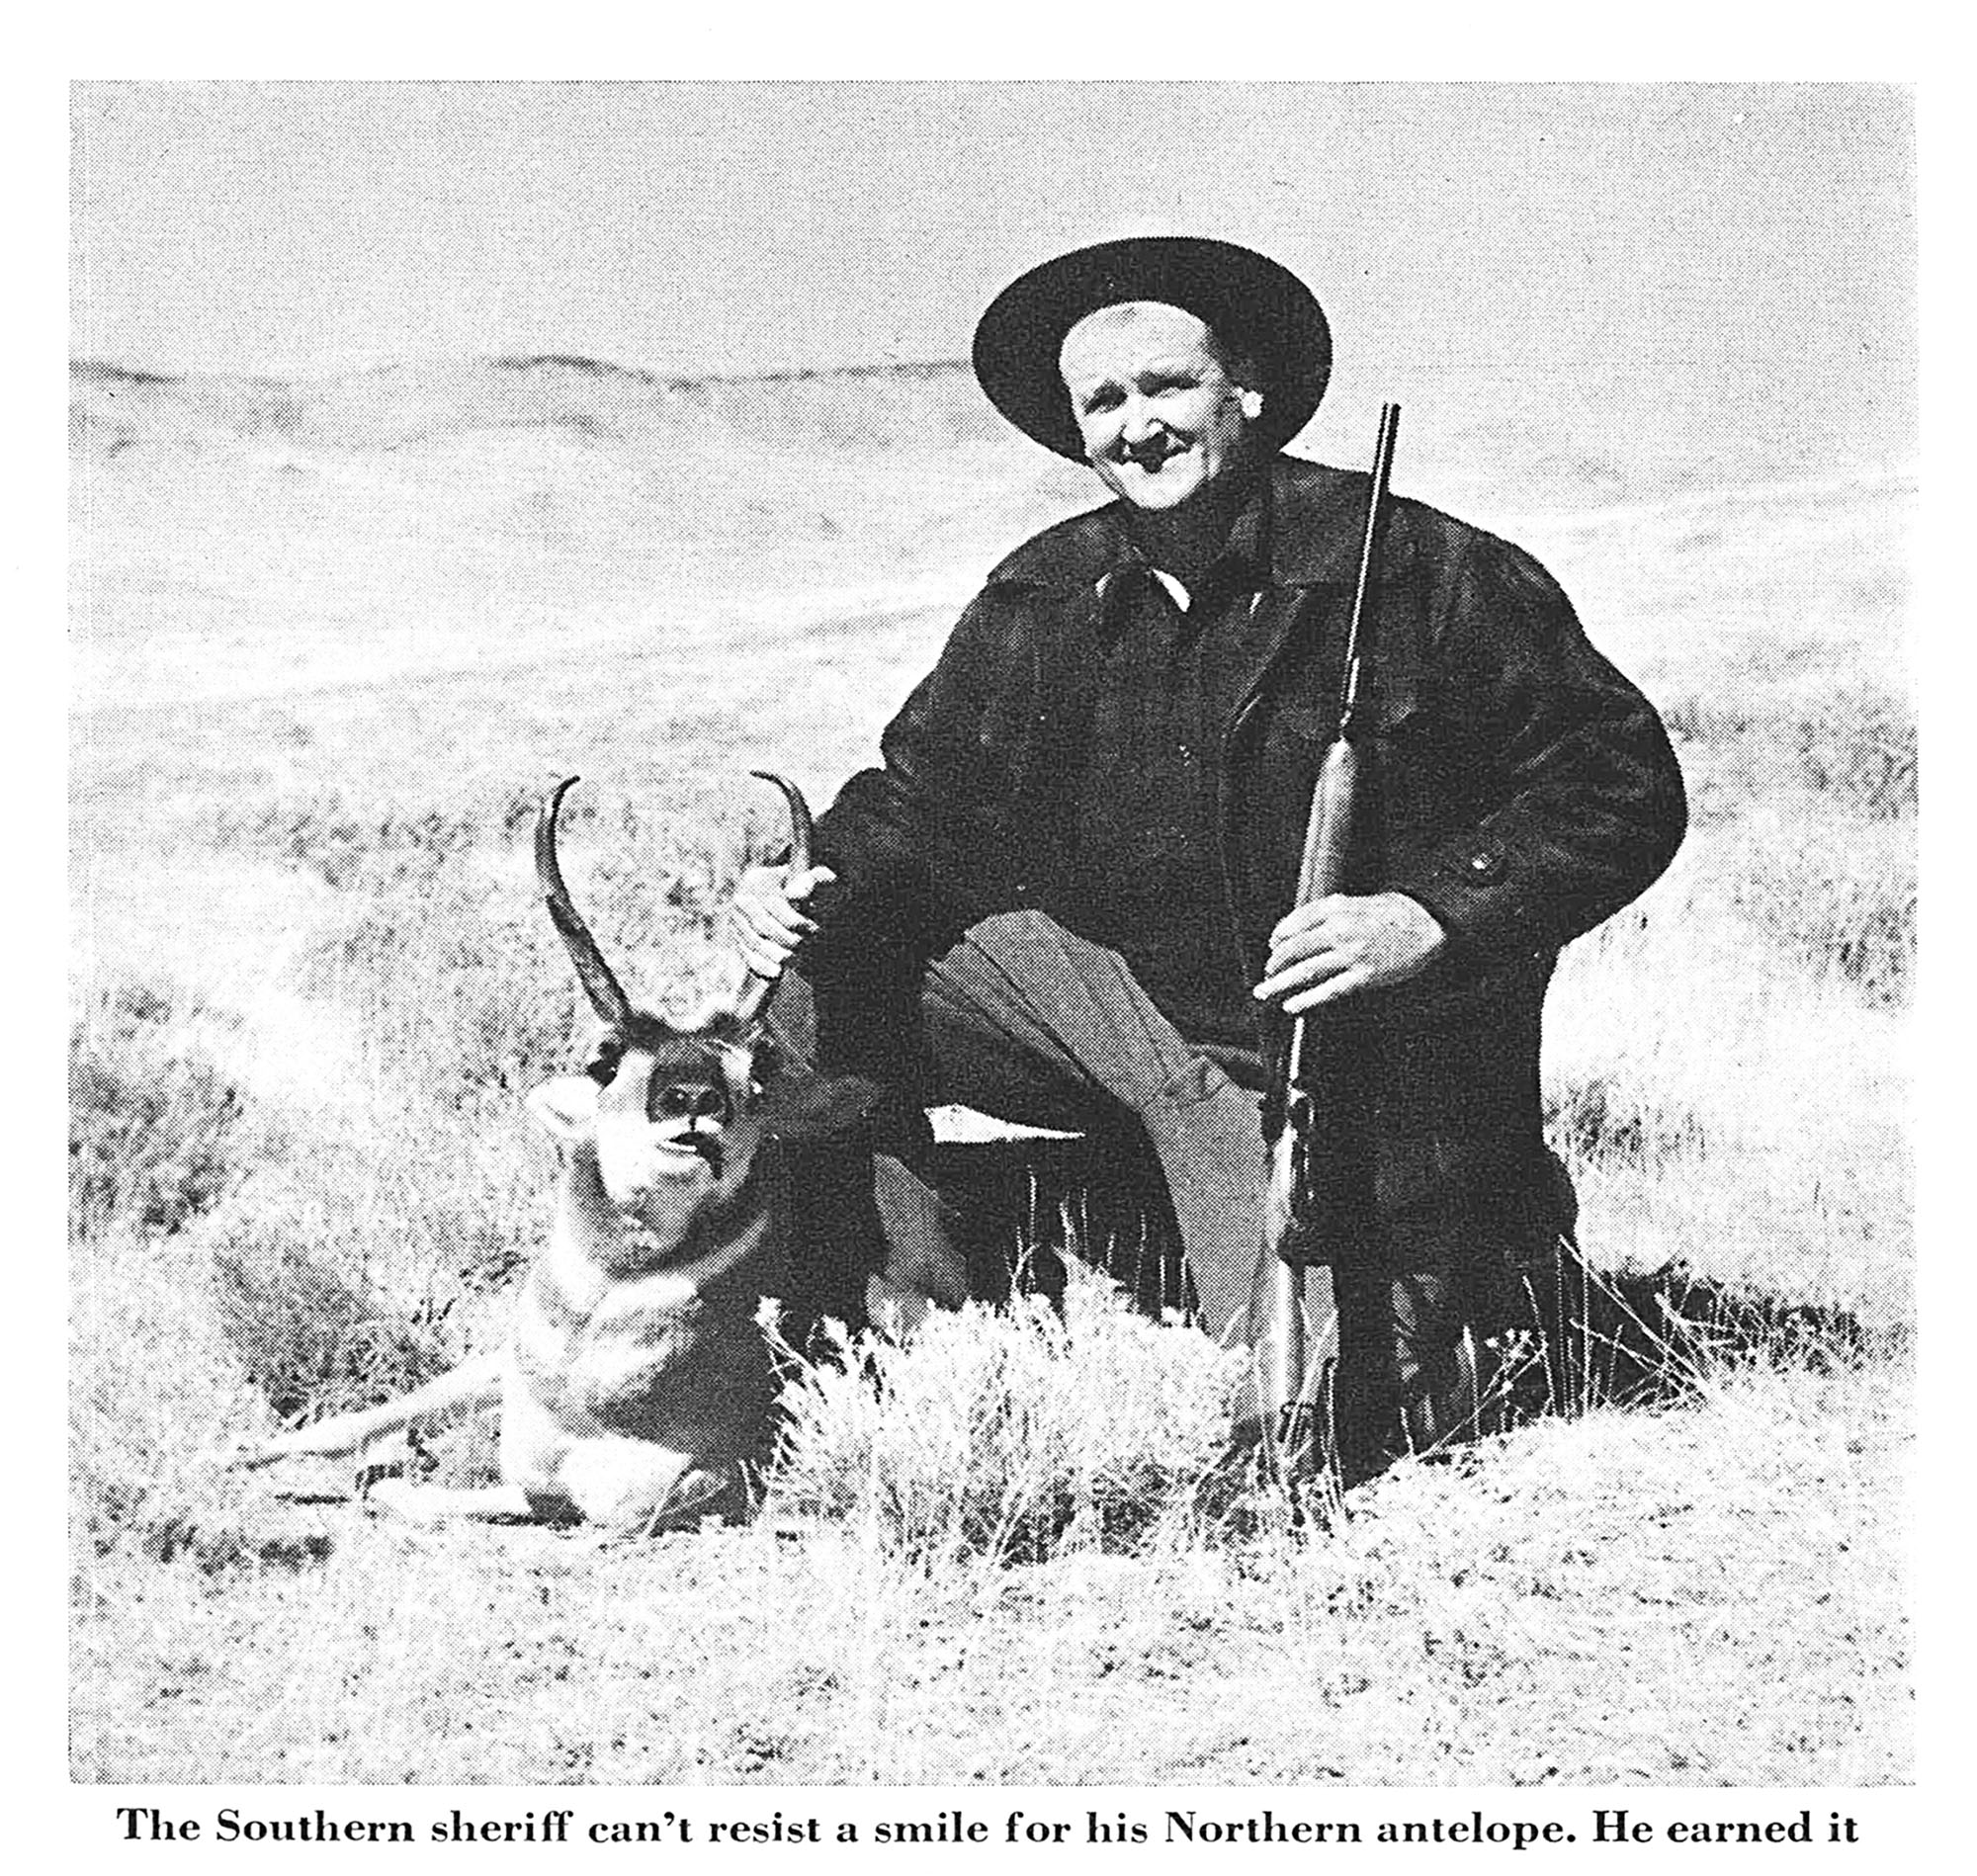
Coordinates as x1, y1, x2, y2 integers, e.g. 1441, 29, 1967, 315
527, 1075, 601, 1142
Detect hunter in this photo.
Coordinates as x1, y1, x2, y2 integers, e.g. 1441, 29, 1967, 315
733, 236, 1686, 1485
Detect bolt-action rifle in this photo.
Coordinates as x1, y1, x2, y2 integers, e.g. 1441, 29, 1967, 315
1262, 401, 1402, 1463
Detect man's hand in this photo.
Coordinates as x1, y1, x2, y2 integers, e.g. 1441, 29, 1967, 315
731, 862, 839, 981
1252, 892, 1447, 1014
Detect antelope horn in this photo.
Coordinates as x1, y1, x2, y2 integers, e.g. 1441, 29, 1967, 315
735, 770, 817, 1027
748, 769, 815, 874
536, 776, 634, 1030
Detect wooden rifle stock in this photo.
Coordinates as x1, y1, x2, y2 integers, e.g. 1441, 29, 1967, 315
1281, 735, 1360, 1098
1265, 401, 1401, 1453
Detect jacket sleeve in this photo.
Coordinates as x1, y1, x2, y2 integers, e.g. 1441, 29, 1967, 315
805, 584, 1028, 959
1385, 537, 1686, 963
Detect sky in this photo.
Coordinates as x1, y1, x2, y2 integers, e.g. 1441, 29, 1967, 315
69, 81, 1917, 469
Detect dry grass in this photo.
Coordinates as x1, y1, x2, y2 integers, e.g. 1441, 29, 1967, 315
70, 1314, 1907, 1786
67, 797, 1912, 1782
68, 375, 1913, 1784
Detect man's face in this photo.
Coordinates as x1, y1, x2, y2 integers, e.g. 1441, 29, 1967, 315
1058, 301, 1259, 513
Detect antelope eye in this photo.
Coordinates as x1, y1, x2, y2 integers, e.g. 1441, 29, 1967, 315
657, 1085, 697, 1117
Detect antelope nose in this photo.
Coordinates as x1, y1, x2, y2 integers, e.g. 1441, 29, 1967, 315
653, 1082, 728, 1124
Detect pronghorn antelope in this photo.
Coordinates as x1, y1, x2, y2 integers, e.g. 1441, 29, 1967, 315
231, 774, 815, 1531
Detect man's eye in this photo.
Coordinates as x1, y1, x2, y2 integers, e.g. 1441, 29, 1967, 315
1079, 387, 1122, 414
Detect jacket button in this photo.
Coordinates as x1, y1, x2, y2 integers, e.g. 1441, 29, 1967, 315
1468, 848, 1504, 881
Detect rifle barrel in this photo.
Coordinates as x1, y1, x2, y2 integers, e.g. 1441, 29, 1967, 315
1336, 401, 1403, 736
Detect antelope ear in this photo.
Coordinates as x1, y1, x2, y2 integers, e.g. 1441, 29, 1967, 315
527, 1075, 601, 1142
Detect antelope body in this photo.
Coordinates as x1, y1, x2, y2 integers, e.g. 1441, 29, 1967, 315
231, 775, 812, 1532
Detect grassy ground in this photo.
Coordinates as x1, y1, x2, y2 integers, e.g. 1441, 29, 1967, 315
69, 376, 1913, 1784
72, 1334, 1905, 1786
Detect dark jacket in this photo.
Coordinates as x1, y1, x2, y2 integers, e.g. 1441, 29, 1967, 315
812, 454, 1685, 1146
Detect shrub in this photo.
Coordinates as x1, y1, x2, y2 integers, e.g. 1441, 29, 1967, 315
208, 796, 482, 892
767, 1269, 1247, 1567
1791, 691, 1916, 822
209, 1220, 459, 1425
69, 986, 253, 1239
1731, 831, 1915, 1008
1658, 689, 1916, 831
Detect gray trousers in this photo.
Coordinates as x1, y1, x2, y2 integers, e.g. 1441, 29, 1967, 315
773, 911, 1554, 1483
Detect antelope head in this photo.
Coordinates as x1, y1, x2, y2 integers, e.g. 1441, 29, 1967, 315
524, 773, 813, 1233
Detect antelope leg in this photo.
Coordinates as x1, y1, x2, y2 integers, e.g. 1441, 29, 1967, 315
229, 1350, 504, 1468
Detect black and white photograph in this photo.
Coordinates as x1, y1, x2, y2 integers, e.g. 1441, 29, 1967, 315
66, 73, 1920, 1808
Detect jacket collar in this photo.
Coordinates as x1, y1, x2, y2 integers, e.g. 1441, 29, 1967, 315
1096, 498, 1268, 630
986, 454, 1386, 597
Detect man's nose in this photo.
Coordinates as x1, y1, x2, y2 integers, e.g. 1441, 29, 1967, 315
1119, 394, 1163, 441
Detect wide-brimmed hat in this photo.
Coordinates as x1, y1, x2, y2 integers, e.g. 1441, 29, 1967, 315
972, 236, 1332, 461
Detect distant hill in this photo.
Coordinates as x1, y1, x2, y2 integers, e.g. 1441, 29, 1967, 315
69, 355, 1001, 457
71, 349, 1906, 531
69, 350, 1914, 721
